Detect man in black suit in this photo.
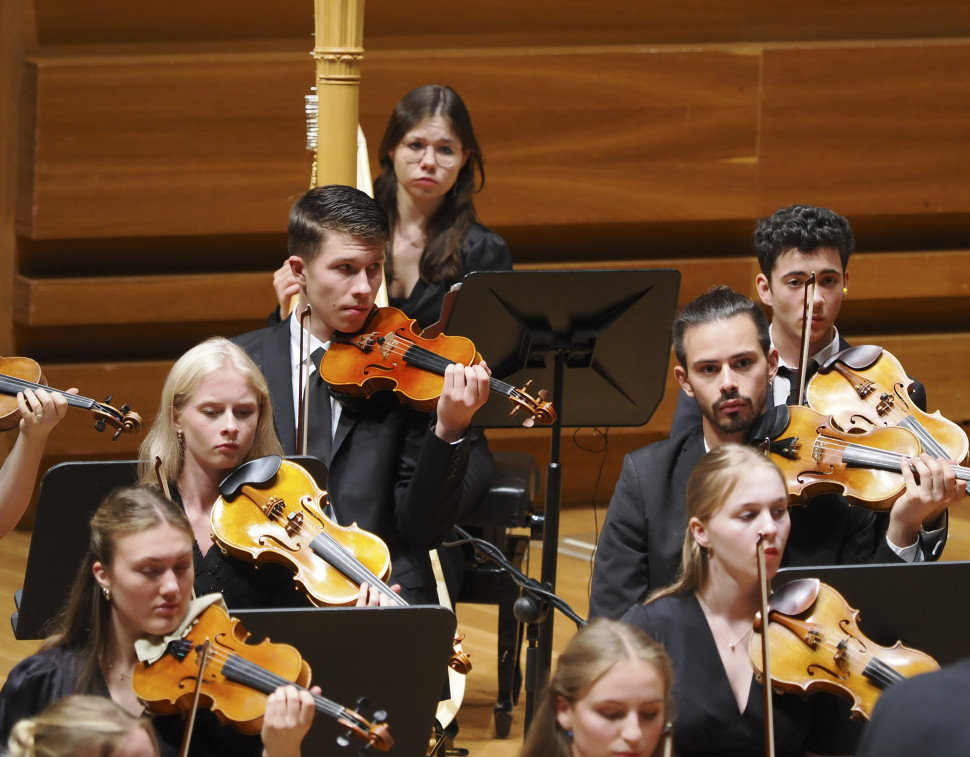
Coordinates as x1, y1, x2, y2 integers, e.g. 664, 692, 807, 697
234, 185, 490, 604
589, 287, 960, 620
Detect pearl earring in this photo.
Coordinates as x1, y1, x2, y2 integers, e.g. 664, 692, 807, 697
103, 587, 111, 600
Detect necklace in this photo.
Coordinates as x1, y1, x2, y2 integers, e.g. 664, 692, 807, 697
728, 628, 752, 651
105, 662, 133, 682
697, 594, 753, 652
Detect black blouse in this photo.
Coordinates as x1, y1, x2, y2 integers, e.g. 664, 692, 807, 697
622, 593, 860, 757
388, 223, 512, 329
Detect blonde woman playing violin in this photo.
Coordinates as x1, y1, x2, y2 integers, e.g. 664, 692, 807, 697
623, 445, 858, 757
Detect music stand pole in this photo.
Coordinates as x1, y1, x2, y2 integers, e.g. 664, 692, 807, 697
536, 348, 565, 705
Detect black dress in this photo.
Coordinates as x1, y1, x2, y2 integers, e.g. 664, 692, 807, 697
622, 593, 860, 757
0, 646, 262, 757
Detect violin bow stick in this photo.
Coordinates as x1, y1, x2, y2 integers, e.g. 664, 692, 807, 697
297, 305, 312, 456
796, 273, 817, 407
154, 457, 173, 502
178, 638, 213, 757
756, 534, 776, 757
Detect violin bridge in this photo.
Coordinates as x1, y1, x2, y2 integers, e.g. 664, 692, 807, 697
876, 393, 894, 416
285, 511, 304, 537
378, 333, 402, 360
811, 437, 824, 463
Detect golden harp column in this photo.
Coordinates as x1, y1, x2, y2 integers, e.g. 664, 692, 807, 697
309, 0, 364, 187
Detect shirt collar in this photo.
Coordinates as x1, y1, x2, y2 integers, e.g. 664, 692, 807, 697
288, 311, 330, 374
770, 323, 842, 371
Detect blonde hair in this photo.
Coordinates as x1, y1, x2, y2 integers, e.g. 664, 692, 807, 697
42, 487, 192, 693
7, 695, 158, 757
519, 619, 674, 757
137, 337, 283, 486
647, 444, 786, 604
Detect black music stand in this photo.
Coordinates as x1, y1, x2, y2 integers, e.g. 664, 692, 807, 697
12, 456, 329, 639
234, 605, 456, 757
446, 269, 681, 726
776, 561, 970, 667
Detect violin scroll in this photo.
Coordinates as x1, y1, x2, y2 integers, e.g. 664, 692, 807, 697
337, 699, 394, 752
506, 380, 557, 428
91, 395, 143, 439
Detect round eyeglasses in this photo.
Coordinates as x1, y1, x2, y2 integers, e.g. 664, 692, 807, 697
399, 140, 462, 168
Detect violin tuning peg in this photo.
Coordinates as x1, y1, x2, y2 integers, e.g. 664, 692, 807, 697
354, 696, 370, 712
94, 419, 106, 433
112, 428, 123, 441
121, 404, 130, 413
103, 394, 113, 404
373, 709, 387, 723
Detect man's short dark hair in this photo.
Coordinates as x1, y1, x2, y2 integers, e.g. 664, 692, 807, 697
672, 286, 771, 366
287, 184, 390, 262
753, 205, 854, 277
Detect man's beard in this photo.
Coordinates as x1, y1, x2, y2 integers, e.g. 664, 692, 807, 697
704, 385, 768, 435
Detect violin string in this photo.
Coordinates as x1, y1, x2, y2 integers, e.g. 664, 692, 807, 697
164, 641, 359, 722
0, 374, 94, 407
793, 435, 970, 481
763, 627, 906, 688
350, 335, 519, 398
246, 497, 400, 602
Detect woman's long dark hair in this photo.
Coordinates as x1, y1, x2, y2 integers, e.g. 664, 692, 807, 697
375, 84, 485, 285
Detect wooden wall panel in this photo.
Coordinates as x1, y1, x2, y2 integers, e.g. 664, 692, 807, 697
18, 53, 311, 239
30, 0, 970, 47
20, 46, 760, 239
362, 49, 761, 227
758, 43, 970, 217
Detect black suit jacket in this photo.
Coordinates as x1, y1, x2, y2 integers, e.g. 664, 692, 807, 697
589, 425, 912, 621
233, 318, 475, 604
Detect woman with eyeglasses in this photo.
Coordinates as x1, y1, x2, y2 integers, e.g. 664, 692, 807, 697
273, 84, 511, 332
372, 84, 512, 329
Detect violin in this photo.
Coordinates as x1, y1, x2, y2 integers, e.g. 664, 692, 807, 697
212, 455, 472, 673
749, 578, 939, 720
0, 355, 142, 438
132, 603, 393, 749
750, 404, 970, 511
212, 455, 394, 607
320, 307, 556, 427
807, 345, 970, 495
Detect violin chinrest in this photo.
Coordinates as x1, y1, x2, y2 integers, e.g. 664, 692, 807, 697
750, 405, 791, 446
818, 344, 883, 373
768, 578, 821, 615
219, 455, 283, 499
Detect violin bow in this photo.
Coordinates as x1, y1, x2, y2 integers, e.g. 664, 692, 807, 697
756, 534, 776, 757
154, 456, 173, 502
297, 305, 312, 456
795, 272, 817, 407
178, 637, 213, 757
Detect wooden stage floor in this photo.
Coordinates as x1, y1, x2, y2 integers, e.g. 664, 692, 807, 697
2, 504, 969, 755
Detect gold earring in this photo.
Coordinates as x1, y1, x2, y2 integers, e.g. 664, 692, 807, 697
842, 287, 848, 295
103, 587, 111, 600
